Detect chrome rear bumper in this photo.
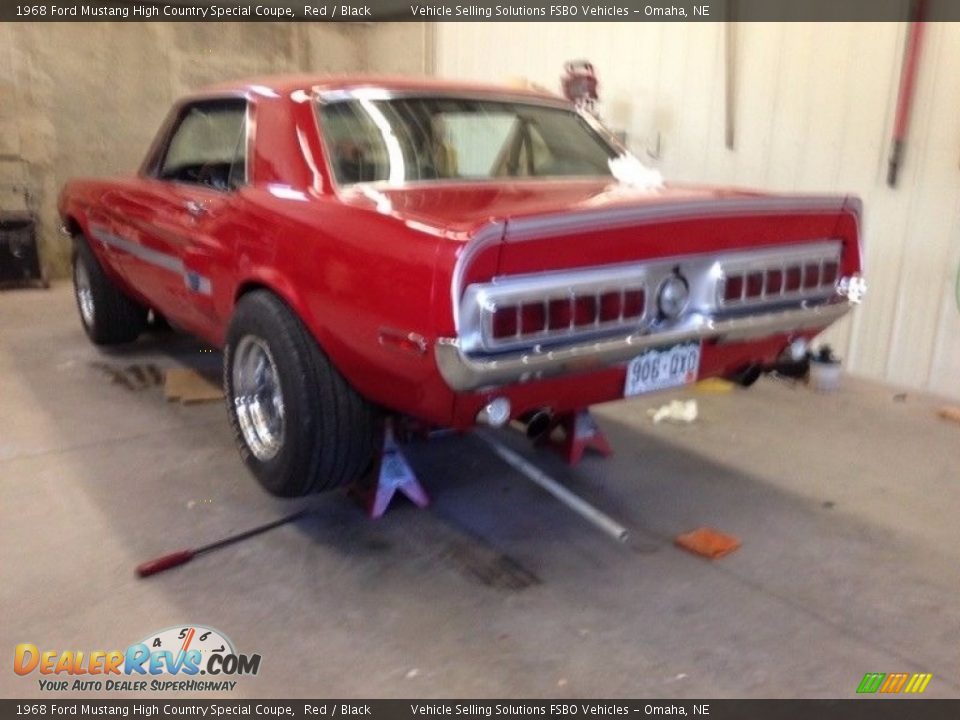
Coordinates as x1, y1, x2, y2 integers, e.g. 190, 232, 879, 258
435, 300, 852, 392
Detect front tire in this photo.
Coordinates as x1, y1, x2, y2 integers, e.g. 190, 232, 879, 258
72, 236, 147, 345
224, 290, 378, 497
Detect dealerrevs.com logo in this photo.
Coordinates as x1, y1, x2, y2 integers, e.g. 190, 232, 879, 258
14, 625, 261, 692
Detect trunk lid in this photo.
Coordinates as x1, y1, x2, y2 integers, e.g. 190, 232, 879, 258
338, 179, 857, 274
337, 179, 753, 237
490, 184, 857, 276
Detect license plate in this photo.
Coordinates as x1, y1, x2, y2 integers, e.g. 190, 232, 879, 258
624, 341, 702, 397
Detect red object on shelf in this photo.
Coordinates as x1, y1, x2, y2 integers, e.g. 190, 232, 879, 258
357, 420, 430, 519
541, 409, 613, 466
561, 60, 599, 115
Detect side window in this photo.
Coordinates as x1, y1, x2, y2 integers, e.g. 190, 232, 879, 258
158, 100, 247, 191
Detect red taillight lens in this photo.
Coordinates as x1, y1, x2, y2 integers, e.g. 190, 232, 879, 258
785, 266, 802, 292
822, 261, 839, 285
724, 275, 744, 302
492, 306, 518, 339
622, 289, 645, 318
573, 296, 597, 326
746, 272, 764, 298
766, 269, 783, 294
803, 263, 821, 289
599, 291, 622, 321
548, 298, 572, 330
520, 302, 546, 335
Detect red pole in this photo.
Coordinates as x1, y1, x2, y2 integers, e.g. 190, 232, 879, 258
888, 1, 927, 187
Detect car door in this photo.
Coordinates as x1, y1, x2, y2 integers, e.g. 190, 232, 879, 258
121, 98, 250, 338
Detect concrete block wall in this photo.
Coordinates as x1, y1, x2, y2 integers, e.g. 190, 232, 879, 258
0, 22, 430, 277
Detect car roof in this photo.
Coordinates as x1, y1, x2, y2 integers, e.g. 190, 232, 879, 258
192, 74, 567, 104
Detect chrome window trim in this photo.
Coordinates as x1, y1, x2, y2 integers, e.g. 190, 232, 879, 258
314, 87, 575, 110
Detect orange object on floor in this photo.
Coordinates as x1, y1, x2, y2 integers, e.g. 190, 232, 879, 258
675, 527, 741, 559
937, 406, 960, 426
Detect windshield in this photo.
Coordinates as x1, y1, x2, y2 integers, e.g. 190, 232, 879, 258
317, 97, 621, 186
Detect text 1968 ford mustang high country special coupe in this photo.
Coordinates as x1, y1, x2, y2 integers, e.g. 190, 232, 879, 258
59, 75, 865, 497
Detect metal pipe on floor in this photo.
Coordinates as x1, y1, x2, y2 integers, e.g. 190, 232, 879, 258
478, 432, 630, 543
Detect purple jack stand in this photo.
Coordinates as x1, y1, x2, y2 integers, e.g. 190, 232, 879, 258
357, 420, 430, 519
541, 409, 613, 466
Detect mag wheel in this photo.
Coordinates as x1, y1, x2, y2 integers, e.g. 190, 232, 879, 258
72, 236, 147, 345
231, 335, 285, 462
225, 290, 378, 497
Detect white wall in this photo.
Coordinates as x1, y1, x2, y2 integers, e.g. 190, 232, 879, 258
436, 22, 960, 400
363, 22, 435, 75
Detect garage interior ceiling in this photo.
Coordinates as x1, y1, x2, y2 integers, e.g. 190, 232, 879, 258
437, 21, 960, 401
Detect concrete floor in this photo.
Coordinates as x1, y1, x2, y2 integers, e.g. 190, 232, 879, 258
2, 283, 958, 699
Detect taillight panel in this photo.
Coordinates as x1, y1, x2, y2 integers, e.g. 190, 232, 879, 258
490, 286, 646, 343
719, 243, 842, 309
460, 240, 844, 354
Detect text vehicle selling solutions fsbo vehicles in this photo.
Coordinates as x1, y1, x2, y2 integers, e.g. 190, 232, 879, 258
59, 75, 865, 497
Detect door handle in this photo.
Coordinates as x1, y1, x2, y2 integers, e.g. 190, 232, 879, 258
184, 200, 207, 217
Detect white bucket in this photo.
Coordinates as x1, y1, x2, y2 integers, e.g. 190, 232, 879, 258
809, 360, 842, 393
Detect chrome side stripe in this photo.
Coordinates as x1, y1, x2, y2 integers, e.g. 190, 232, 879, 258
89, 224, 213, 296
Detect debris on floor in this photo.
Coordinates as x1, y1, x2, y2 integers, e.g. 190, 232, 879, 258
164, 367, 224, 404
443, 537, 541, 592
695, 378, 735, 394
91, 361, 163, 391
937, 406, 960, 426
649, 399, 698, 424
674, 527, 741, 559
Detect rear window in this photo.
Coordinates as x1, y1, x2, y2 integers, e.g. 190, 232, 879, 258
317, 97, 619, 186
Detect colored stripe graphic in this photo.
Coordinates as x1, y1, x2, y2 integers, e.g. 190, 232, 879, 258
903, 673, 933, 694
857, 672, 932, 694
880, 673, 909, 693
89, 224, 213, 296
857, 673, 886, 694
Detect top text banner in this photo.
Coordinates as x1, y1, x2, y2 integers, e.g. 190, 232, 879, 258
3, 0, 960, 22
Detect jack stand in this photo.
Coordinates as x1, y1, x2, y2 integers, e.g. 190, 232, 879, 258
355, 419, 430, 519
541, 409, 613, 466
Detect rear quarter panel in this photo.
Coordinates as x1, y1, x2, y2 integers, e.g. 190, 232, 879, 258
231, 190, 456, 424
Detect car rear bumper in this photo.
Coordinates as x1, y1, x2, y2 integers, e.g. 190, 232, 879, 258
435, 300, 853, 392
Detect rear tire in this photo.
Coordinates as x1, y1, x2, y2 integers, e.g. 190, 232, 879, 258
224, 290, 378, 497
72, 236, 147, 345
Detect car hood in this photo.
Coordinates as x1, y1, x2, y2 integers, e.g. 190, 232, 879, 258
336, 179, 771, 238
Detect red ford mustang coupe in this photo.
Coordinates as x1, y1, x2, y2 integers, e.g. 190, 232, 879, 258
59, 75, 865, 497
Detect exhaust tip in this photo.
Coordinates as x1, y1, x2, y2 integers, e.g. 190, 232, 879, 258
728, 364, 762, 387
524, 409, 554, 439
476, 397, 511, 427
